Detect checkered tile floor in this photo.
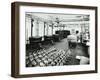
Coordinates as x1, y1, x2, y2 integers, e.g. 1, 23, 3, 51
26, 47, 75, 67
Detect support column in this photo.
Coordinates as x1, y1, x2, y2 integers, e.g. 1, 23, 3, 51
51, 23, 54, 35
46, 23, 49, 35
31, 19, 34, 37
36, 20, 39, 36
44, 22, 46, 36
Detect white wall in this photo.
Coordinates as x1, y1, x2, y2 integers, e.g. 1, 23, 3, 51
0, 0, 100, 80
26, 15, 31, 41
26, 15, 53, 39
26, 16, 88, 39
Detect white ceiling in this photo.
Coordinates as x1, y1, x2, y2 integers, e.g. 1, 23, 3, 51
26, 12, 89, 22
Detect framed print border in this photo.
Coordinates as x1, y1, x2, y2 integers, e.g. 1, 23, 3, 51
11, 2, 98, 78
